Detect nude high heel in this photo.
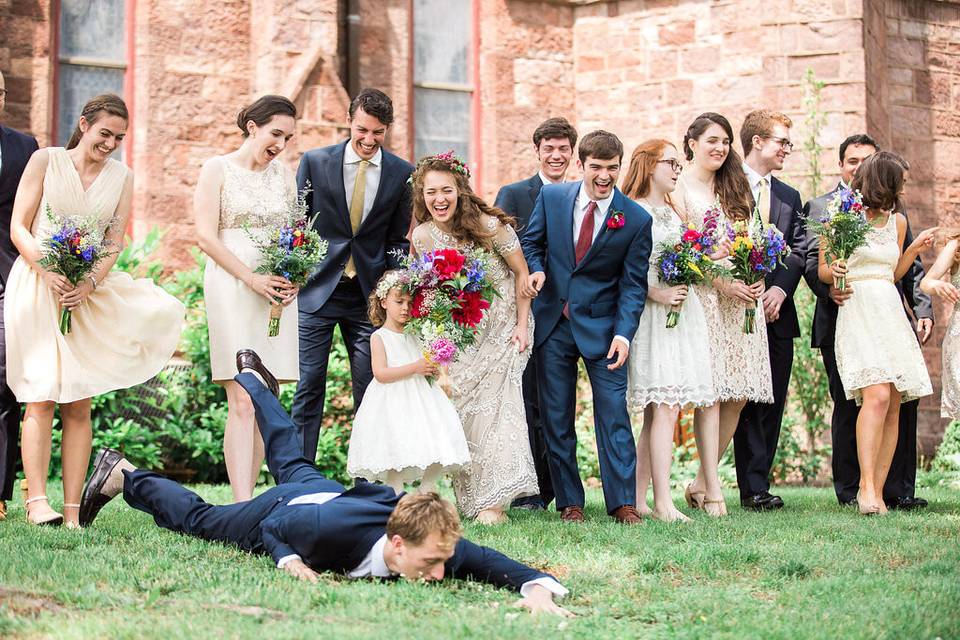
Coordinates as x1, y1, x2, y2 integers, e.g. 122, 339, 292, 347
25, 496, 64, 526
684, 483, 705, 510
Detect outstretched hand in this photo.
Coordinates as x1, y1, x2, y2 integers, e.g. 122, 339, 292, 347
513, 585, 575, 617
283, 558, 320, 583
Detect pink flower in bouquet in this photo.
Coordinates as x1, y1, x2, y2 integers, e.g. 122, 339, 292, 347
431, 248, 466, 279
428, 338, 457, 366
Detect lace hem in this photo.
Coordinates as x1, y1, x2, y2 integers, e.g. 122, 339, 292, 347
843, 366, 932, 405
453, 471, 539, 518
347, 461, 468, 485
627, 385, 716, 411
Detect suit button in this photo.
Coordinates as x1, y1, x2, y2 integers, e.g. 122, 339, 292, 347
277, 497, 284, 502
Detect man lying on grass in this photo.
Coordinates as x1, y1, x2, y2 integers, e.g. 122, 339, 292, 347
78, 350, 573, 617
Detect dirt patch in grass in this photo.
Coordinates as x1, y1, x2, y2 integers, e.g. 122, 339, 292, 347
0, 588, 64, 618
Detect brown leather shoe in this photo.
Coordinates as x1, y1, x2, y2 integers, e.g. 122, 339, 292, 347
236, 349, 280, 397
559, 506, 584, 523
612, 505, 643, 524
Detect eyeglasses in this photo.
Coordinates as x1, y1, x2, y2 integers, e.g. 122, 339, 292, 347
767, 136, 794, 151
657, 159, 683, 173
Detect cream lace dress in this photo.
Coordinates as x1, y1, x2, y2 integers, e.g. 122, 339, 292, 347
4, 147, 185, 403
835, 213, 932, 404
627, 203, 715, 410
203, 157, 299, 383
674, 178, 774, 403
411, 218, 538, 517
941, 268, 960, 420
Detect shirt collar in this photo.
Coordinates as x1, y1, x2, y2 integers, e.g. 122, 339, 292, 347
345, 142, 382, 167
742, 161, 770, 189
839, 179, 849, 190
538, 170, 562, 186
369, 535, 392, 578
577, 181, 615, 215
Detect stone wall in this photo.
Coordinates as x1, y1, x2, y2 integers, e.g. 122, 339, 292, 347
0, 0, 53, 142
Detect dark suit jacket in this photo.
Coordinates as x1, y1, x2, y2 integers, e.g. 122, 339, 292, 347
494, 174, 543, 232
257, 481, 552, 591
802, 183, 933, 348
760, 176, 807, 339
296, 141, 413, 313
0, 125, 39, 284
521, 182, 652, 358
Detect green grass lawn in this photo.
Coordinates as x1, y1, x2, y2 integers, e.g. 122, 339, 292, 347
2, 484, 959, 639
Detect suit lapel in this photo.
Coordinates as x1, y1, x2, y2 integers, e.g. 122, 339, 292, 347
358, 151, 391, 232
574, 188, 621, 270
329, 140, 350, 229
561, 183, 578, 268
526, 174, 542, 210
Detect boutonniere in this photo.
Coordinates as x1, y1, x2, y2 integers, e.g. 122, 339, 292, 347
607, 210, 626, 230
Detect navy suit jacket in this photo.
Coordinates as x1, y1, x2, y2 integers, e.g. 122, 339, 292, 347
802, 183, 932, 348
521, 182, 652, 359
296, 141, 413, 313
0, 125, 39, 284
762, 176, 807, 340
257, 481, 552, 591
494, 173, 543, 233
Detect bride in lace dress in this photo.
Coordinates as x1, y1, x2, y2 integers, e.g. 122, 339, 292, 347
409, 154, 539, 524
920, 230, 960, 421
673, 113, 774, 517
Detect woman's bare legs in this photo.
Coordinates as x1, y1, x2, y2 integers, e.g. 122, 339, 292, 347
874, 386, 902, 515
21, 401, 60, 522
223, 381, 264, 502
419, 465, 442, 494
59, 398, 93, 527
634, 406, 653, 516
856, 383, 891, 514
648, 403, 689, 522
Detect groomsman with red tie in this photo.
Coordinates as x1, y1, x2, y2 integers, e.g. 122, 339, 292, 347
494, 117, 578, 511
734, 110, 807, 511
803, 135, 932, 510
0, 71, 39, 520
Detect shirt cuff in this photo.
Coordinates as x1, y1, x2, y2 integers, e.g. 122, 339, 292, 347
277, 554, 301, 569
520, 577, 569, 599
613, 335, 630, 347
771, 285, 787, 298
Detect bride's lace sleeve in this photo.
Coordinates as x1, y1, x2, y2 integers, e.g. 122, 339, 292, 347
492, 221, 521, 258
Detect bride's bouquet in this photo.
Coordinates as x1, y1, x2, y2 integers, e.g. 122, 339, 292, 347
727, 211, 791, 333
38, 205, 114, 335
656, 222, 723, 328
249, 187, 328, 336
400, 247, 498, 394
805, 187, 872, 291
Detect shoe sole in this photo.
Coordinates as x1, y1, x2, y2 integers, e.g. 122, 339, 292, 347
79, 449, 122, 527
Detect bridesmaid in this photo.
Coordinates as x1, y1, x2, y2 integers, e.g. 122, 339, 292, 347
195, 96, 299, 502
920, 230, 960, 421
673, 113, 773, 517
821, 151, 934, 514
623, 139, 717, 523
6, 94, 184, 527
409, 153, 539, 524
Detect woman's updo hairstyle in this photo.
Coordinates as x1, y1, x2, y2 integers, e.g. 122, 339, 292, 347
236, 95, 297, 137
851, 151, 905, 212
66, 93, 128, 150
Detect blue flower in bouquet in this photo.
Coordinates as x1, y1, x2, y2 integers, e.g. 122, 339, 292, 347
81, 246, 96, 262
465, 259, 486, 292
659, 255, 680, 281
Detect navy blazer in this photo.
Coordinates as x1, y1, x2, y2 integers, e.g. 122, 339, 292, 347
0, 125, 39, 284
257, 481, 553, 591
521, 182, 652, 359
802, 183, 933, 348
494, 173, 543, 233
762, 176, 807, 340
296, 141, 413, 313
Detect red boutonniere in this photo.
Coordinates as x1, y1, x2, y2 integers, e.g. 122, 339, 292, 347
607, 210, 626, 230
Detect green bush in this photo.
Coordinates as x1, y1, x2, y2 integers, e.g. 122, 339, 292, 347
932, 420, 960, 472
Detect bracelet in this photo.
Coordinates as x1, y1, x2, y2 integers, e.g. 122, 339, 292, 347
89, 275, 98, 290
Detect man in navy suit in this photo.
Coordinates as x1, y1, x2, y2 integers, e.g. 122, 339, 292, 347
0, 70, 39, 520
733, 110, 808, 512
293, 89, 414, 462
78, 352, 571, 616
803, 135, 932, 510
494, 117, 578, 511
521, 130, 652, 524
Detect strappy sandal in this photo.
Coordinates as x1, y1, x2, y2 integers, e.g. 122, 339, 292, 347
703, 498, 727, 518
62, 503, 82, 529
25, 496, 64, 526
684, 483, 705, 510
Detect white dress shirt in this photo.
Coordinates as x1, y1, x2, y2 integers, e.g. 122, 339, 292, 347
742, 162, 786, 299
342, 143, 382, 223
274, 491, 568, 598
538, 170, 562, 186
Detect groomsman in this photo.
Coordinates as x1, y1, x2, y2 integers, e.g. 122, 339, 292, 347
803, 134, 932, 510
494, 117, 578, 510
734, 110, 807, 511
0, 70, 39, 520
522, 130, 652, 524
294, 89, 413, 462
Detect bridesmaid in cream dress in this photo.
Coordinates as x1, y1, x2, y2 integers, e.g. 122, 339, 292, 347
920, 231, 960, 421
5, 95, 184, 527
194, 96, 299, 502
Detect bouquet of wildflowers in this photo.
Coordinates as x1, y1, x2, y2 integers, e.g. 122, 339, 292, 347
727, 212, 791, 333
38, 205, 114, 335
249, 187, 328, 336
656, 221, 723, 328
805, 187, 872, 291
399, 247, 498, 394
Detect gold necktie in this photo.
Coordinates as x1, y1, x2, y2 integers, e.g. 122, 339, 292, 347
758, 177, 771, 225
345, 160, 369, 278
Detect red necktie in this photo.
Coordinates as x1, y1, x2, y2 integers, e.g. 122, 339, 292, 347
575, 200, 598, 264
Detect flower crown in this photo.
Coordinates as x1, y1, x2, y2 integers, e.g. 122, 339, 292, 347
410, 150, 471, 183
375, 270, 411, 300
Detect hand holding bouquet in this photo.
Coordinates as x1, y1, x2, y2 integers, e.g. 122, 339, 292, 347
38, 205, 114, 334
727, 213, 791, 333
656, 222, 724, 328
248, 187, 328, 336
805, 187, 872, 291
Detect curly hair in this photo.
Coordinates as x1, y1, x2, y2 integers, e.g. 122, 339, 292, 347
682, 112, 753, 221
367, 270, 406, 327
410, 156, 515, 252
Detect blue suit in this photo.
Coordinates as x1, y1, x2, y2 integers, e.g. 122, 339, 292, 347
521, 182, 652, 513
124, 373, 556, 591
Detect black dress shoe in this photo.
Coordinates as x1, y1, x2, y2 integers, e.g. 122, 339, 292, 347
79, 448, 125, 527
740, 492, 784, 512
511, 496, 546, 511
839, 496, 858, 507
885, 496, 928, 511
236, 349, 280, 397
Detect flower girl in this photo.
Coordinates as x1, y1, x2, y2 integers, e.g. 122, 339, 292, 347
346, 271, 470, 493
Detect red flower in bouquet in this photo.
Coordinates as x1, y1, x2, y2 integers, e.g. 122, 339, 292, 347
452, 290, 489, 327
432, 248, 466, 279
681, 228, 701, 243
410, 289, 429, 318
